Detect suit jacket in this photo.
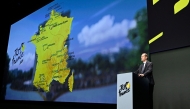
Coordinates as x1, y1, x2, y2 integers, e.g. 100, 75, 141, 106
134, 60, 155, 85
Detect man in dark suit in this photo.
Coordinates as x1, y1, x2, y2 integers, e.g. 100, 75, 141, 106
134, 53, 155, 109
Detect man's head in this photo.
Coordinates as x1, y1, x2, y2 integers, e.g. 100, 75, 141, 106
141, 53, 148, 62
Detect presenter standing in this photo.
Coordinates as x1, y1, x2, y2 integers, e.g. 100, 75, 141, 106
134, 53, 155, 109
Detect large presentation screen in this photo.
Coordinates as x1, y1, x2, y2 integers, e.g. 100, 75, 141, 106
4, 0, 148, 103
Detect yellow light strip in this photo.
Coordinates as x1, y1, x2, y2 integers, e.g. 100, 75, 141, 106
174, 0, 189, 14
149, 32, 163, 44
153, 0, 159, 5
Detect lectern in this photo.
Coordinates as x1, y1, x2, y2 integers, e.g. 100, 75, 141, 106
117, 72, 150, 109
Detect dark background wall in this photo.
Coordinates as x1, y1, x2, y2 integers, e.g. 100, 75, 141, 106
147, 0, 190, 53
147, 0, 190, 109
151, 47, 190, 109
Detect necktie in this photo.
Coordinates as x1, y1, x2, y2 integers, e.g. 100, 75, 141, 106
141, 63, 145, 73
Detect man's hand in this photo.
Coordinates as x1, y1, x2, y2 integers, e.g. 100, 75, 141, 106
138, 74, 144, 77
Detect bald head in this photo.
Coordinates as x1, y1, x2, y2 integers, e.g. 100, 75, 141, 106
141, 53, 148, 62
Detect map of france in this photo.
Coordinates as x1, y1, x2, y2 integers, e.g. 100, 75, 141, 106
30, 10, 74, 92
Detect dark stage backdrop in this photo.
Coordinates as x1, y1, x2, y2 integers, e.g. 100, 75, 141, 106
147, 0, 190, 53
147, 1, 190, 108
151, 46, 190, 109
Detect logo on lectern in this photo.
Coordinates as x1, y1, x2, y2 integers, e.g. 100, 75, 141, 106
118, 81, 130, 96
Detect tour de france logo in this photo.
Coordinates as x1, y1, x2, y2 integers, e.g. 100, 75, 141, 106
12, 43, 25, 65
118, 81, 130, 96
